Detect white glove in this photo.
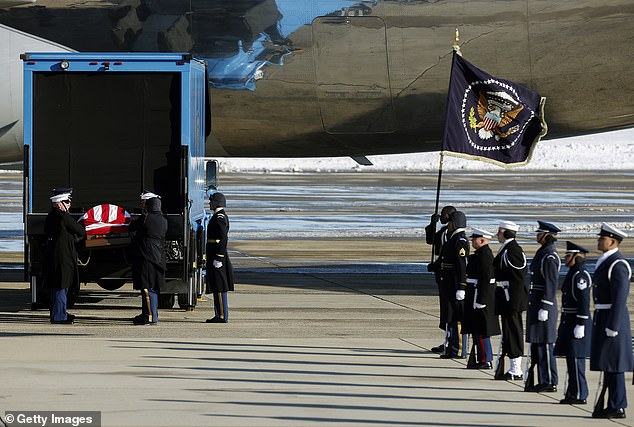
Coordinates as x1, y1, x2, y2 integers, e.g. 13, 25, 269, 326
605, 327, 619, 337
455, 290, 465, 301
473, 302, 486, 309
537, 309, 548, 322
573, 324, 585, 339
212, 260, 223, 269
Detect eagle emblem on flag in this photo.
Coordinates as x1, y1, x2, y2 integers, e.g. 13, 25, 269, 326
471, 90, 524, 141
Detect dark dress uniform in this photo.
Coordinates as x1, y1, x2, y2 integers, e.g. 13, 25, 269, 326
130, 197, 167, 325
426, 222, 449, 331
438, 211, 469, 357
44, 201, 85, 322
554, 244, 592, 403
526, 242, 560, 390
591, 246, 633, 416
493, 238, 527, 375
466, 243, 500, 366
205, 194, 235, 322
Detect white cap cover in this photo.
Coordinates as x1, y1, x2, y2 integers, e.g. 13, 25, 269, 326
499, 220, 519, 232
50, 192, 71, 203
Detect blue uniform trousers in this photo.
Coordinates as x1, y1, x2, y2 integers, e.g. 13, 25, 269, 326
605, 372, 627, 410
565, 356, 588, 400
532, 343, 558, 385
474, 334, 493, 363
140, 288, 158, 323
213, 291, 229, 320
49, 288, 68, 321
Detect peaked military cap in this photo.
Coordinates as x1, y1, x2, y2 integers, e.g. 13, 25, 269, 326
598, 222, 627, 241
140, 190, 160, 200
499, 220, 519, 232
470, 227, 493, 239
50, 187, 73, 203
565, 241, 589, 254
535, 220, 561, 234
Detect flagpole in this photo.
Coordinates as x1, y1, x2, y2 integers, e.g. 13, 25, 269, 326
430, 29, 460, 263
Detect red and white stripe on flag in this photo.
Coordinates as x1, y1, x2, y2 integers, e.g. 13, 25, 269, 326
79, 204, 131, 235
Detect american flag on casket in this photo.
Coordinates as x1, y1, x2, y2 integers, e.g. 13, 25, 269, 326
79, 204, 131, 236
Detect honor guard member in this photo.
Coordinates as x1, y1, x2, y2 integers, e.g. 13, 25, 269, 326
438, 210, 469, 358
554, 241, 592, 404
426, 205, 456, 353
465, 228, 500, 369
494, 220, 528, 380
130, 191, 167, 325
44, 188, 85, 324
525, 221, 561, 392
590, 223, 633, 419
205, 191, 235, 323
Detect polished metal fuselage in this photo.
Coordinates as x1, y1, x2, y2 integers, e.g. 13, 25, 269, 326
1, 0, 633, 158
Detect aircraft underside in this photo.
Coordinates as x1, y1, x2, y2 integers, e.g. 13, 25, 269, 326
1, 0, 633, 162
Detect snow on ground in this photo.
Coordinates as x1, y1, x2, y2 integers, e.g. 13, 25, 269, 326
216, 128, 634, 173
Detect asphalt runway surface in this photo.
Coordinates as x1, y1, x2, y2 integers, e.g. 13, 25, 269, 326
2, 170, 634, 426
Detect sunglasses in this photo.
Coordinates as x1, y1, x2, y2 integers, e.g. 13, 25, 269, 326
62, 200, 71, 204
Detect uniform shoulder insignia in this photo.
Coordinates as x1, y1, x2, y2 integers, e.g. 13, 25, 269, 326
576, 277, 588, 290
459, 248, 466, 257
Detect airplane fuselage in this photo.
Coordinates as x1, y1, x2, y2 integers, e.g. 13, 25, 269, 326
1, 0, 633, 162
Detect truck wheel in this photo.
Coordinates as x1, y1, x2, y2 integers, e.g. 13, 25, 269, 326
158, 294, 175, 309
97, 279, 127, 291
178, 293, 197, 310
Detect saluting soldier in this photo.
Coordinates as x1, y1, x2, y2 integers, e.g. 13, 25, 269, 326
205, 191, 234, 323
554, 241, 592, 405
426, 205, 456, 353
525, 221, 561, 392
493, 220, 528, 380
44, 188, 85, 324
591, 223, 633, 419
130, 191, 167, 325
438, 210, 469, 358
465, 228, 500, 369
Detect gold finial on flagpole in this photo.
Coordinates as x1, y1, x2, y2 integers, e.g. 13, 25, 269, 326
453, 28, 462, 56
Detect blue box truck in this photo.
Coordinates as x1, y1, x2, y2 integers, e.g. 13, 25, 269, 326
21, 52, 215, 310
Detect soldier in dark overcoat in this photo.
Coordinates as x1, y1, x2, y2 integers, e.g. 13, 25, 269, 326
130, 191, 167, 325
465, 228, 500, 369
205, 191, 234, 323
438, 210, 469, 358
554, 241, 592, 405
493, 220, 528, 380
525, 221, 561, 392
44, 188, 85, 324
590, 223, 633, 419
425, 205, 456, 353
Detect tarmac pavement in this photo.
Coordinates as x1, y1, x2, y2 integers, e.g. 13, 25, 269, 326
1, 248, 633, 427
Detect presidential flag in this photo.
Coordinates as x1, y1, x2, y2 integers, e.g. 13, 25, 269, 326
442, 52, 547, 167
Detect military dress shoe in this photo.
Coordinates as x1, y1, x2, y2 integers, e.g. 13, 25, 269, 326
559, 398, 587, 405
431, 344, 445, 353
605, 408, 626, 419
477, 362, 493, 370
133, 317, 157, 326
206, 317, 227, 323
502, 372, 523, 381
50, 318, 74, 325
525, 383, 557, 393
